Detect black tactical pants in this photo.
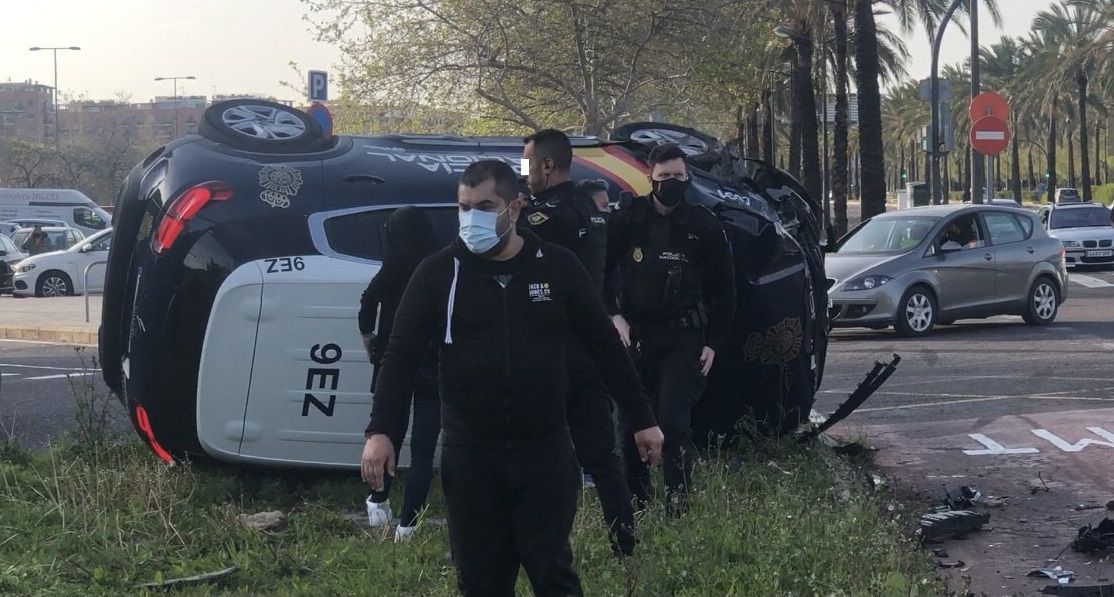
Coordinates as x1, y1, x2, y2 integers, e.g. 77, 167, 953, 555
623, 326, 706, 509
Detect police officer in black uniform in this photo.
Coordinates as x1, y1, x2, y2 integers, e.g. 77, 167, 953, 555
605, 142, 736, 515
520, 129, 643, 556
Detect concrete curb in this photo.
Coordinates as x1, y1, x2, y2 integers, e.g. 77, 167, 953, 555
0, 326, 98, 346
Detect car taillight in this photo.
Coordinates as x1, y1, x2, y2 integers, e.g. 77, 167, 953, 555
134, 404, 175, 464
152, 181, 233, 255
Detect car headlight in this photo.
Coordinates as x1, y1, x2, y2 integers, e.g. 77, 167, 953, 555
17, 263, 36, 273
1061, 240, 1082, 248
843, 275, 892, 291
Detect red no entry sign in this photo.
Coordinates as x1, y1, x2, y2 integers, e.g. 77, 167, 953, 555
970, 116, 1010, 156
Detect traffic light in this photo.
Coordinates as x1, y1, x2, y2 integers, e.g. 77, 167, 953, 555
1044, 171, 1050, 179
901, 169, 908, 181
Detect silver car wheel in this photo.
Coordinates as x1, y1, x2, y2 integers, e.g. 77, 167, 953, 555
905, 293, 933, 332
220, 104, 307, 141
1034, 283, 1056, 320
42, 276, 68, 297
627, 128, 710, 157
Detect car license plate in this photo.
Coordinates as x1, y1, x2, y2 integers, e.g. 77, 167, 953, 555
1086, 250, 1113, 258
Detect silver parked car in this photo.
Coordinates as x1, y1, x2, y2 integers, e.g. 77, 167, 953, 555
1037, 202, 1114, 268
827, 205, 1067, 337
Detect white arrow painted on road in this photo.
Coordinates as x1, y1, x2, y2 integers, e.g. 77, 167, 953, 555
1031, 427, 1114, 452
963, 433, 1040, 455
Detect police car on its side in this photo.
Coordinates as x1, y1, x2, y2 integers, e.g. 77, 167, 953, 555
100, 99, 828, 467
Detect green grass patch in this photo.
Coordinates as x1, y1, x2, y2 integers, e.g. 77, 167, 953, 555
0, 436, 941, 596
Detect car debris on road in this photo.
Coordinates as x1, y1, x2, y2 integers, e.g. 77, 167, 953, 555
1070, 517, 1114, 554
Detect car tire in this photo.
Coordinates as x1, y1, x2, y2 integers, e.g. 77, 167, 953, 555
610, 122, 723, 164
199, 99, 332, 154
36, 271, 73, 298
1022, 276, 1059, 326
894, 285, 937, 338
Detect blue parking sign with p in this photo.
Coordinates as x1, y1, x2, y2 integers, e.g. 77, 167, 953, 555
308, 71, 328, 102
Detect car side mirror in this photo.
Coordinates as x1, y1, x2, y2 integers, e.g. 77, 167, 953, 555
0, 250, 7, 257
79, 244, 91, 253
940, 241, 962, 253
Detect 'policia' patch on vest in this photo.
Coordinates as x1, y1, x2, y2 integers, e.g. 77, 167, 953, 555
743, 317, 804, 365
632, 247, 643, 262
527, 212, 549, 226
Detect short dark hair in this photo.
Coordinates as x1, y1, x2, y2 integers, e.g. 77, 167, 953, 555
577, 179, 609, 195
647, 143, 687, 167
459, 160, 521, 202
524, 128, 573, 171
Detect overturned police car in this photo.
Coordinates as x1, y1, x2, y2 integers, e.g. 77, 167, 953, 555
100, 99, 828, 466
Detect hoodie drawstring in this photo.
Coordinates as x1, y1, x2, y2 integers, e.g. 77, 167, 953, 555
444, 258, 459, 344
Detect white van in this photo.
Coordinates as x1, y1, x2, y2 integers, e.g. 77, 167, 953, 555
0, 188, 111, 236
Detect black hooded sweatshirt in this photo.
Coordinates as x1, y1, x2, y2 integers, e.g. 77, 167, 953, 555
358, 207, 440, 363
365, 229, 656, 447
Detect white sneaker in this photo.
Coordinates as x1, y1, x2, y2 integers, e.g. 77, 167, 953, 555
395, 524, 417, 542
366, 497, 392, 528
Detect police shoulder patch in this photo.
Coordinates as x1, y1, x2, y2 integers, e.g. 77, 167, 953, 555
527, 212, 549, 226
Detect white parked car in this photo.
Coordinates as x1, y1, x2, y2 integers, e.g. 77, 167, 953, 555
13, 228, 113, 297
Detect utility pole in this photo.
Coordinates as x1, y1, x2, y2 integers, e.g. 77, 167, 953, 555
969, 0, 984, 203
154, 75, 196, 140
28, 46, 81, 146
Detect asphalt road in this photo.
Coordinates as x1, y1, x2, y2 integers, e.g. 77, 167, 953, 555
0, 339, 127, 451
819, 266, 1114, 595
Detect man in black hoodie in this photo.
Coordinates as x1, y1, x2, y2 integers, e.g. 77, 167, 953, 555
362, 160, 663, 597
521, 128, 641, 556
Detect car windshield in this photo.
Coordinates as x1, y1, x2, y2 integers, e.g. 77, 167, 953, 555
9, 230, 73, 253
837, 216, 938, 254
1049, 207, 1110, 229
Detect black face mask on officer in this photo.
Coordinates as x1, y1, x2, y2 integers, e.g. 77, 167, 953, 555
653, 177, 690, 208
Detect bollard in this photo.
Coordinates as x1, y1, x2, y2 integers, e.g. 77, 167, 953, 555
84, 260, 107, 323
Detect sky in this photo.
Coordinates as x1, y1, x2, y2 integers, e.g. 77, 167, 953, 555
1, 0, 1056, 104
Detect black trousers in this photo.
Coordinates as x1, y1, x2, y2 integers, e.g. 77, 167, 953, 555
623, 327, 706, 505
566, 345, 637, 556
442, 432, 584, 597
370, 365, 442, 527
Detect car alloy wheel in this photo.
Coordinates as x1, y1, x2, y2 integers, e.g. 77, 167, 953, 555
41, 275, 68, 297
220, 104, 307, 141
905, 293, 933, 333
1033, 281, 1056, 320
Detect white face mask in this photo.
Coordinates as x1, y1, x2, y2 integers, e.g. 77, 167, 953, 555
458, 207, 510, 254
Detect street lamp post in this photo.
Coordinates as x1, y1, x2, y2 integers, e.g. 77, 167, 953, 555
28, 46, 81, 146
929, 0, 966, 206
154, 75, 196, 139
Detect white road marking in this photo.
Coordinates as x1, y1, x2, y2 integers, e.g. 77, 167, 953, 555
856, 393, 1114, 413
963, 433, 1039, 455
0, 373, 19, 377
0, 338, 97, 347
0, 363, 101, 372
1070, 273, 1114, 288
1102, 343, 1114, 351
22, 372, 96, 381
1031, 427, 1114, 452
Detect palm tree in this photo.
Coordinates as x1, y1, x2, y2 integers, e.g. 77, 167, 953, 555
775, 0, 822, 203
980, 37, 1026, 202
1034, 0, 1111, 202
855, 0, 1004, 216
832, 0, 851, 236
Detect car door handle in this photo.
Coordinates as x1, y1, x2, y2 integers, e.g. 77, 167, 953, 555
1027, 247, 1035, 254
984, 254, 993, 261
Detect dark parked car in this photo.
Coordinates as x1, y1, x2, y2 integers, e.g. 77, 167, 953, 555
101, 99, 827, 466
